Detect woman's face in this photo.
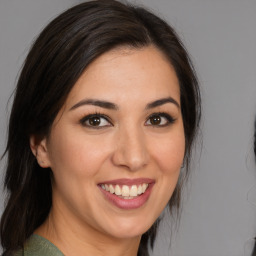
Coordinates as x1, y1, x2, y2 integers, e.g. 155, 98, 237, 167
39, 46, 185, 239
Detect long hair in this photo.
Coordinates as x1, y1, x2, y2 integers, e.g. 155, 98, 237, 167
252, 118, 256, 256
0, 1, 201, 255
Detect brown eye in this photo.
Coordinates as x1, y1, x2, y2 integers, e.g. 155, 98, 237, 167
149, 115, 161, 125
88, 116, 101, 126
145, 113, 175, 127
80, 114, 111, 128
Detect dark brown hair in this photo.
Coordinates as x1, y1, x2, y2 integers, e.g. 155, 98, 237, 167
0, 1, 201, 255
253, 119, 256, 256
254, 118, 256, 157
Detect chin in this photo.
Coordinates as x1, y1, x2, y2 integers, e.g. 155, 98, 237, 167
105, 217, 155, 239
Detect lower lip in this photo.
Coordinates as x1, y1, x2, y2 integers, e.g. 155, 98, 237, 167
99, 184, 154, 210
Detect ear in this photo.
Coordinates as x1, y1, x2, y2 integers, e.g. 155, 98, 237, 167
30, 134, 51, 168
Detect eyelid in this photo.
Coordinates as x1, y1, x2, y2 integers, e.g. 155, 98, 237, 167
79, 112, 176, 128
79, 113, 113, 128
145, 112, 176, 127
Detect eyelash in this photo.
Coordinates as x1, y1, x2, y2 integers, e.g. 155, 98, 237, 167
80, 112, 112, 129
146, 112, 176, 127
79, 112, 176, 129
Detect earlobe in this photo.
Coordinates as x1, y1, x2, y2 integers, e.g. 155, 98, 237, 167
30, 135, 51, 168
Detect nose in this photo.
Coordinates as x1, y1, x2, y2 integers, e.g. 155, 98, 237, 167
112, 126, 149, 172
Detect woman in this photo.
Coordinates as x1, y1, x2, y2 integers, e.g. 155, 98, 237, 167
0, 0, 201, 255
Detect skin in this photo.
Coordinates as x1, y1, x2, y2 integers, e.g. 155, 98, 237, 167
31, 45, 185, 256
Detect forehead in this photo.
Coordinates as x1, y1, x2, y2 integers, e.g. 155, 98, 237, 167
65, 45, 180, 108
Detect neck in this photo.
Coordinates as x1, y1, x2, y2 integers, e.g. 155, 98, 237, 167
35, 206, 141, 256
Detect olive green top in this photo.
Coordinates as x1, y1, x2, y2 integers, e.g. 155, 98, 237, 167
13, 234, 64, 256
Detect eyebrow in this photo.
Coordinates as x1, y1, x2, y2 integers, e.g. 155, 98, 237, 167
146, 97, 180, 109
69, 99, 118, 111
69, 97, 180, 111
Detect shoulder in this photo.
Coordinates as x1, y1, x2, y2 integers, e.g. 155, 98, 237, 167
24, 234, 64, 256
6, 234, 64, 256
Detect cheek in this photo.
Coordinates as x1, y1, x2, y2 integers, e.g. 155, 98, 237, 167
151, 131, 185, 174
47, 131, 108, 209
47, 128, 112, 179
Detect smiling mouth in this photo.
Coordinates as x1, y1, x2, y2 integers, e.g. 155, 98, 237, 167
100, 183, 149, 199
98, 179, 154, 209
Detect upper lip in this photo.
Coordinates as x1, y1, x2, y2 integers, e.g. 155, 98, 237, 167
98, 178, 155, 186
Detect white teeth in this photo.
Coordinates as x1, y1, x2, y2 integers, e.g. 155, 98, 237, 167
122, 185, 130, 197
101, 183, 149, 198
129, 185, 138, 197
115, 185, 122, 195
142, 183, 148, 193
109, 184, 115, 194
137, 184, 142, 195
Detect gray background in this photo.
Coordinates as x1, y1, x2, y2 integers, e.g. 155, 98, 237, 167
0, 0, 256, 255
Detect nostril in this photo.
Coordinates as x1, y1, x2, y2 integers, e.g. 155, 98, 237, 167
112, 134, 149, 171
